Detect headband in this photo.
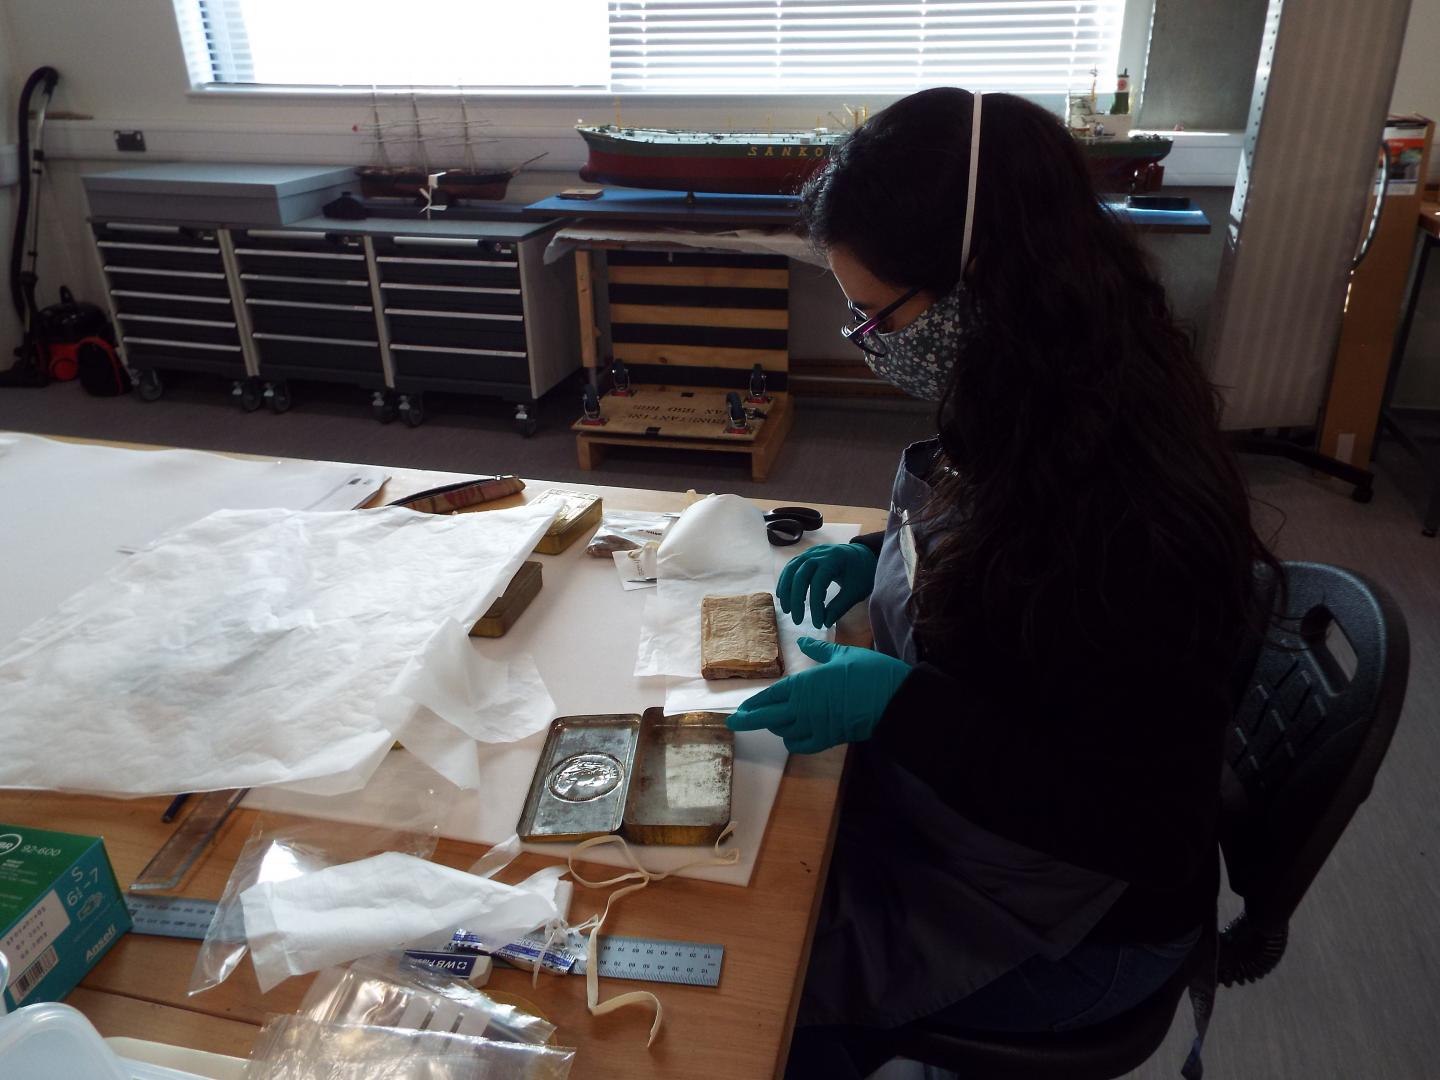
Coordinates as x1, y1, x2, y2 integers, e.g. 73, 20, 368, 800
960, 91, 982, 269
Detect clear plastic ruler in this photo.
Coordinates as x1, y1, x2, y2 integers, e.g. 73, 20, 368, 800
129, 787, 249, 892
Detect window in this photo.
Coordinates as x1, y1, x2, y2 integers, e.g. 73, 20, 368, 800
175, 1, 1126, 96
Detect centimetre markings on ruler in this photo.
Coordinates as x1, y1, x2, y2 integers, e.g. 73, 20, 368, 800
123, 894, 724, 988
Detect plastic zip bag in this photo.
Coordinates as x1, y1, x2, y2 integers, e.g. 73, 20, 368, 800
300, 954, 556, 1046
242, 1016, 575, 1080
240, 854, 564, 993
188, 753, 455, 997
584, 511, 678, 557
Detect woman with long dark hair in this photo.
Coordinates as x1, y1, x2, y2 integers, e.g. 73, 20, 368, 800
726, 88, 1279, 1077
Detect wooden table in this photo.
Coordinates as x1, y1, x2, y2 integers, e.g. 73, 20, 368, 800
0, 456, 887, 1080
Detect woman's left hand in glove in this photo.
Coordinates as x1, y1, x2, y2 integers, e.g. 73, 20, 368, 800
725, 637, 912, 754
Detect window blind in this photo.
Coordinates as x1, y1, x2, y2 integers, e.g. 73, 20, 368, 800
174, 0, 1125, 95
172, 0, 255, 85
609, 2, 1126, 94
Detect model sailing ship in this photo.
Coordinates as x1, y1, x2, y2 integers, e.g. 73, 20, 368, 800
354, 91, 544, 202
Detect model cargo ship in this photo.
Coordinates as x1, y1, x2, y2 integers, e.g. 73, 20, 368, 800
577, 124, 845, 196
1069, 69, 1172, 193
578, 122, 1171, 197
1079, 134, 1173, 193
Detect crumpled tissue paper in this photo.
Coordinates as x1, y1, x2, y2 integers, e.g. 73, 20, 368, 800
0, 503, 558, 796
240, 850, 565, 993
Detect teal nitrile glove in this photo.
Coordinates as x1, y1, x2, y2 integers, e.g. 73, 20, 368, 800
777, 542, 880, 629
726, 637, 911, 754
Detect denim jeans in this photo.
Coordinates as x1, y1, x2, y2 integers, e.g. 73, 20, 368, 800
785, 927, 1200, 1080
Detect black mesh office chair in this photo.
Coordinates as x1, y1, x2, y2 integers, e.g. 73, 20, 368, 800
891, 561, 1410, 1079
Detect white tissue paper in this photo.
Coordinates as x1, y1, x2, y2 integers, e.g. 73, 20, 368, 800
635, 494, 848, 713
382, 635, 557, 791
240, 850, 564, 993
0, 503, 558, 796
0, 433, 389, 648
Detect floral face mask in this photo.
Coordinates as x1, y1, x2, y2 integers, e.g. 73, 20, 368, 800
864, 284, 973, 402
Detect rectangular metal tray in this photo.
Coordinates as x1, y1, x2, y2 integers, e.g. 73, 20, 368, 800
517, 710, 734, 845
517, 714, 642, 842
622, 708, 734, 846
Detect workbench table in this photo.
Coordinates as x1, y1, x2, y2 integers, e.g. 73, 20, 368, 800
0, 449, 887, 1080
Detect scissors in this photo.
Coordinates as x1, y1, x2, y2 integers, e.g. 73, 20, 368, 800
765, 505, 824, 546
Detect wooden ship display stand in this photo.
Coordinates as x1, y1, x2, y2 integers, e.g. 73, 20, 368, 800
570, 242, 794, 482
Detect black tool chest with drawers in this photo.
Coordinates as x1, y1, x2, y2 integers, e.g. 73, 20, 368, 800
95, 222, 249, 392
89, 215, 578, 433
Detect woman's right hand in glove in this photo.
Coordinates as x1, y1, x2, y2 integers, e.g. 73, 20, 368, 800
777, 542, 880, 629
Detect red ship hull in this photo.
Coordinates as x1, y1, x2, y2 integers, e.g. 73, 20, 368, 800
577, 126, 1170, 197
580, 149, 830, 196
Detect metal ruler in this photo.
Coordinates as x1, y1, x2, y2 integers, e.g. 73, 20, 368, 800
124, 894, 222, 939
124, 895, 723, 987
461, 930, 723, 988
587, 934, 723, 987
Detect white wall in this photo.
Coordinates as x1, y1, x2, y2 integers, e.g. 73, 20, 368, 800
1391, 0, 1440, 121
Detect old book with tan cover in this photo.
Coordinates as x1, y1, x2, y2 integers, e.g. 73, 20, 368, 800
701, 592, 784, 680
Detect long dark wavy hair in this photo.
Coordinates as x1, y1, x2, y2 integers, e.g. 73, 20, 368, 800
801, 88, 1279, 680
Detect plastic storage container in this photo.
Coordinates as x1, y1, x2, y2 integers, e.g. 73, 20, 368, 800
0, 1002, 243, 1079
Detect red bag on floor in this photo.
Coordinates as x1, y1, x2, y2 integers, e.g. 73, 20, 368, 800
76, 337, 131, 397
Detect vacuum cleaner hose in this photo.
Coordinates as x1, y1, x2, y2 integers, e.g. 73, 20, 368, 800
9, 66, 60, 318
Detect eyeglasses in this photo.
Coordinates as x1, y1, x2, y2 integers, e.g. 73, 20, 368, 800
841, 286, 923, 357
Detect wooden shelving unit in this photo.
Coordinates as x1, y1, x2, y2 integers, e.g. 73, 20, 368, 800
572, 244, 795, 480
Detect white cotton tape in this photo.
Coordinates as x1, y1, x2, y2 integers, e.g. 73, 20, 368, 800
552, 824, 741, 1047
960, 91, 982, 270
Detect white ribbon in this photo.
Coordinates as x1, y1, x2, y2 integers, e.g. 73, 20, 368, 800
468, 827, 740, 1048
555, 824, 741, 1047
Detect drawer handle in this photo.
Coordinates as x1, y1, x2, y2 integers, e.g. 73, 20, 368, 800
119, 313, 238, 329
384, 307, 522, 322
379, 282, 520, 296
99, 223, 188, 236
253, 332, 378, 347
123, 336, 242, 352
391, 342, 526, 358
392, 236, 515, 255
104, 265, 226, 280
243, 230, 340, 242
111, 290, 232, 304
375, 256, 518, 268
234, 248, 366, 261
241, 273, 369, 287
247, 298, 375, 313
96, 241, 218, 254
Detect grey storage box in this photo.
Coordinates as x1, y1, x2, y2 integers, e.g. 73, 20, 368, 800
83, 163, 356, 226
